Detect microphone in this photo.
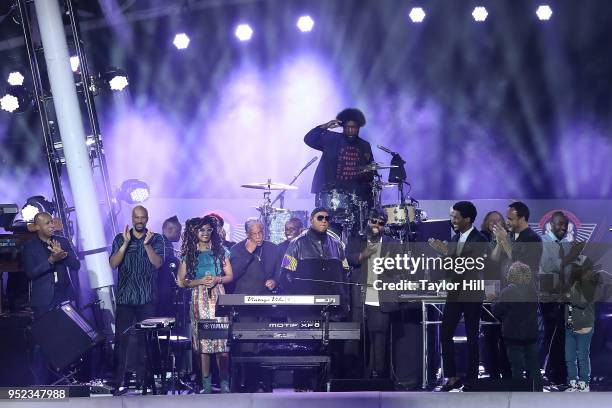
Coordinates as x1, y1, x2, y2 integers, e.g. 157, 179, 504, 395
377, 144, 396, 155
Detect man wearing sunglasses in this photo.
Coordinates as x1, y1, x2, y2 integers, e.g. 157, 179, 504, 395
281, 208, 349, 303
345, 209, 400, 379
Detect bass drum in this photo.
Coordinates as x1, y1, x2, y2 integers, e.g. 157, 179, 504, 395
382, 204, 416, 226
268, 210, 309, 244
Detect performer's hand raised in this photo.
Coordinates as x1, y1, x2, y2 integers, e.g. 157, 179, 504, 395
122, 225, 131, 245
492, 223, 508, 243
319, 119, 343, 130
428, 238, 449, 256
143, 230, 154, 246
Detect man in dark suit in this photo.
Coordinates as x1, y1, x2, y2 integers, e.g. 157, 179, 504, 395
346, 209, 400, 378
22, 212, 81, 385
22, 212, 80, 318
429, 201, 488, 390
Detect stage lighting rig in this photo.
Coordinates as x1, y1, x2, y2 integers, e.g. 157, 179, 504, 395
0, 85, 31, 113
21, 196, 56, 222
173, 32, 190, 49
118, 179, 150, 204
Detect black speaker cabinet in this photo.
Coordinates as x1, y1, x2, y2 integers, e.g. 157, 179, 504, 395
31, 302, 104, 373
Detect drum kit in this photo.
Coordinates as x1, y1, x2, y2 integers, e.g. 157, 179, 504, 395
240, 160, 426, 243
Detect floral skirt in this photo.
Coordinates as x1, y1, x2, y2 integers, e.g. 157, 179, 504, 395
190, 283, 229, 354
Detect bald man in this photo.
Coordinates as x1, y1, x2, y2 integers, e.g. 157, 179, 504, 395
22, 212, 80, 318
109, 205, 164, 392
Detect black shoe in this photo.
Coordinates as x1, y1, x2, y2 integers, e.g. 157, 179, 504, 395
440, 378, 463, 392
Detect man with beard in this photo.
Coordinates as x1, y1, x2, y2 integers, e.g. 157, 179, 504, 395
345, 209, 399, 379
538, 211, 583, 385
429, 201, 488, 391
491, 201, 543, 276
304, 108, 375, 205
110, 205, 164, 393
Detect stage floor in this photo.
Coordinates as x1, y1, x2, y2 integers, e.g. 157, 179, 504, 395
1, 391, 611, 408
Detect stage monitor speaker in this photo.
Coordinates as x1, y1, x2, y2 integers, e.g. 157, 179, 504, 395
463, 378, 534, 392
328, 378, 395, 392
31, 302, 104, 373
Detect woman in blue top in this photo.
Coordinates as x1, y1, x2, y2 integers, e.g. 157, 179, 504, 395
178, 216, 233, 393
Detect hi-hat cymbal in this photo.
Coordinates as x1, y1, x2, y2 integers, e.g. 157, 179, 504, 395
241, 181, 298, 190
358, 162, 399, 174
376, 181, 399, 188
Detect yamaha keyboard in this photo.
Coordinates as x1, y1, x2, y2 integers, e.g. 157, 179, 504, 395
218, 294, 340, 306
197, 320, 360, 341
231, 321, 359, 340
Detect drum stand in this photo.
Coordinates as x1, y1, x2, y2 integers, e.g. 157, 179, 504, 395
253, 181, 274, 240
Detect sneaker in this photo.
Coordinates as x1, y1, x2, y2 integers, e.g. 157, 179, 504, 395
200, 376, 212, 394
577, 381, 590, 392
564, 379, 578, 392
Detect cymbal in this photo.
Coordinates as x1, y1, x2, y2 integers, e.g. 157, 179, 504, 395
358, 162, 399, 174
250, 205, 289, 212
241, 181, 298, 191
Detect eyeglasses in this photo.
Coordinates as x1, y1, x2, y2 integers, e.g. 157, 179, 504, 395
316, 215, 331, 222
198, 227, 214, 234
369, 219, 386, 226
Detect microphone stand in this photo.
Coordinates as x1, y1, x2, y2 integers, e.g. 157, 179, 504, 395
271, 158, 318, 208
293, 277, 371, 378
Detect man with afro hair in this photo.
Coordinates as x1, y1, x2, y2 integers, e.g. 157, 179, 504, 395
304, 108, 375, 206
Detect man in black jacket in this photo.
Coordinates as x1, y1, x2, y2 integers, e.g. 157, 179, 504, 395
22, 212, 81, 385
229, 219, 279, 295
281, 208, 349, 303
22, 212, 80, 318
346, 209, 399, 378
429, 201, 488, 390
304, 108, 374, 204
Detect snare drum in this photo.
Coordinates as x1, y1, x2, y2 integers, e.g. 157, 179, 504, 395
382, 204, 416, 226
315, 189, 356, 213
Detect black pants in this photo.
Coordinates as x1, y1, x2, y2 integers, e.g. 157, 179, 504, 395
441, 301, 482, 380
506, 342, 543, 391
539, 302, 566, 384
113, 303, 155, 386
366, 305, 390, 376
481, 305, 511, 379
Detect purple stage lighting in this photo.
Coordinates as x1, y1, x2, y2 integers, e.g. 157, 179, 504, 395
235, 24, 253, 41
173, 33, 190, 49
70, 55, 79, 72
118, 179, 150, 204
7, 71, 24, 86
0, 85, 28, 113
0, 94, 19, 113
536, 5, 553, 20
472, 6, 488, 22
409, 7, 426, 23
296, 15, 314, 32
